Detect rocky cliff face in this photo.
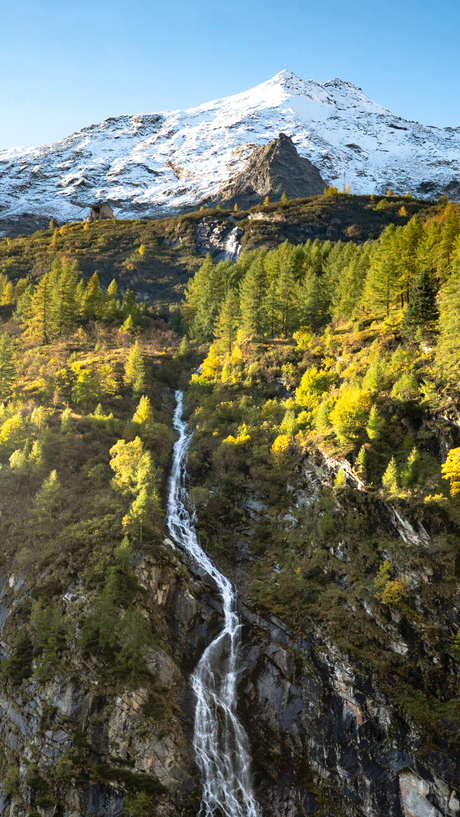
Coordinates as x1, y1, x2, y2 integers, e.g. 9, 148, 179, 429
205, 134, 325, 209
1, 455, 459, 815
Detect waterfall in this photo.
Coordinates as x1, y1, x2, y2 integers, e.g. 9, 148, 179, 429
223, 226, 242, 262
167, 390, 259, 817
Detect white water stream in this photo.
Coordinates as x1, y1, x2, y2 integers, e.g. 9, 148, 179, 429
167, 390, 259, 817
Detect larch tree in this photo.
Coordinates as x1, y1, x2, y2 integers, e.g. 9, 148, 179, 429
0, 332, 16, 400
124, 342, 145, 392
214, 289, 239, 355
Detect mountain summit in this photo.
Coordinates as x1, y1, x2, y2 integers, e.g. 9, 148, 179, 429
0, 70, 459, 230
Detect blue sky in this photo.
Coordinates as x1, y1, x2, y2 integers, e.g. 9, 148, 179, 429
1, 0, 459, 149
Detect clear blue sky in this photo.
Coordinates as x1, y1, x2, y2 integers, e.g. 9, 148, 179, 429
1, 0, 459, 150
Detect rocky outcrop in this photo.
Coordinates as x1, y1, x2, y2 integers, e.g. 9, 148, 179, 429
239, 606, 460, 817
206, 134, 325, 210
0, 213, 60, 238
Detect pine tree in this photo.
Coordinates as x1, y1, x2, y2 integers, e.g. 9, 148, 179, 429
441, 447, 460, 495
124, 342, 145, 390
401, 447, 421, 488
239, 256, 266, 336
9, 442, 31, 486
362, 249, 399, 317
277, 249, 297, 335
381, 457, 399, 493
0, 281, 14, 305
82, 272, 104, 321
133, 395, 153, 427
333, 469, 346, 490
355, 445, 367, 480
402, 268, 439, 333
72, 367, 100, 409
391, 371, 419, 401
434, 264, 460, 382
362, 357, 387, 394
24, 272, 54, 344
53, 259, 80, 337
29, 438, 45, 473
0, 332, 16, 400
395, 216, 423, 304
297, 273, 330, 331
366, 404, 385, 440
104, 279, 119, 322
214, 289, 239, 354
32, 470, 62, 527
184, 257, 231, 342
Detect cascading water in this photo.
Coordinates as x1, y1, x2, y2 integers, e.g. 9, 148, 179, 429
167, 390, 259, 817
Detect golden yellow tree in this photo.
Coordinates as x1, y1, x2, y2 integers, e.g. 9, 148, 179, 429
441, 448, 460, 495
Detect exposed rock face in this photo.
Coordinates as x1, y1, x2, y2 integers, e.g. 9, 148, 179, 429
240, 606, 460, 817
0, 213, 59, 238
207, 134, 325, 209
0, 456, 459, 814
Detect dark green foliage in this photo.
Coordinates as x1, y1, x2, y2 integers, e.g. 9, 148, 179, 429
1, 632, 34, 685
403, 268, 439, 333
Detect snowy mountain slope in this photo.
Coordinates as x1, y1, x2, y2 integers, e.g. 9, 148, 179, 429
1, 69, 459, 225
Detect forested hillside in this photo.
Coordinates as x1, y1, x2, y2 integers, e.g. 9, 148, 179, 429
179, 203, 460, 811
0, 197, 459, 815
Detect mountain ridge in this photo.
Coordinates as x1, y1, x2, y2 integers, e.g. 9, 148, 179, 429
1, 69, 459, 230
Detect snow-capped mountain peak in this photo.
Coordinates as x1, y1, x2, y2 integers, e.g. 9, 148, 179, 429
0, 70, 459, 232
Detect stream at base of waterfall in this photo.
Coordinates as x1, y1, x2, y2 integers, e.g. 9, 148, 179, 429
167, 390, 259, 817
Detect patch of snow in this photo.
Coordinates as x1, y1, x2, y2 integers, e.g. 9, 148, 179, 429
1, 70, 459, 221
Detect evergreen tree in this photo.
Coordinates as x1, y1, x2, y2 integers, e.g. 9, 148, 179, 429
72, 367, 100, 409
0, 281, 14, 305
104, 279, 119, 322
132, 395, 154, 427
24, 272, 54, 343
355, 445, 367, 480
297, 273, 330, 331
32, 470, 62, 528
183, 256, 229, 341
402, 268, 439, 333
366, 404, 385, 440
362, 357, 387, 394
214, 289, 239, 354
362, 250, 399, 317
441, 447, 460, 495
395, 216, 423, 304
239, 256, 266, 336
381, 457, 399, 493
82, 272, 104, 321
434, 264, 460, 383
401, 447, 421, 488
276, 250, 297, 335
391, 371, 419, 401
51, 259, 80, 337
29, 438, 46, 473
0, 332, 15, 400
124, 342, 145, 390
